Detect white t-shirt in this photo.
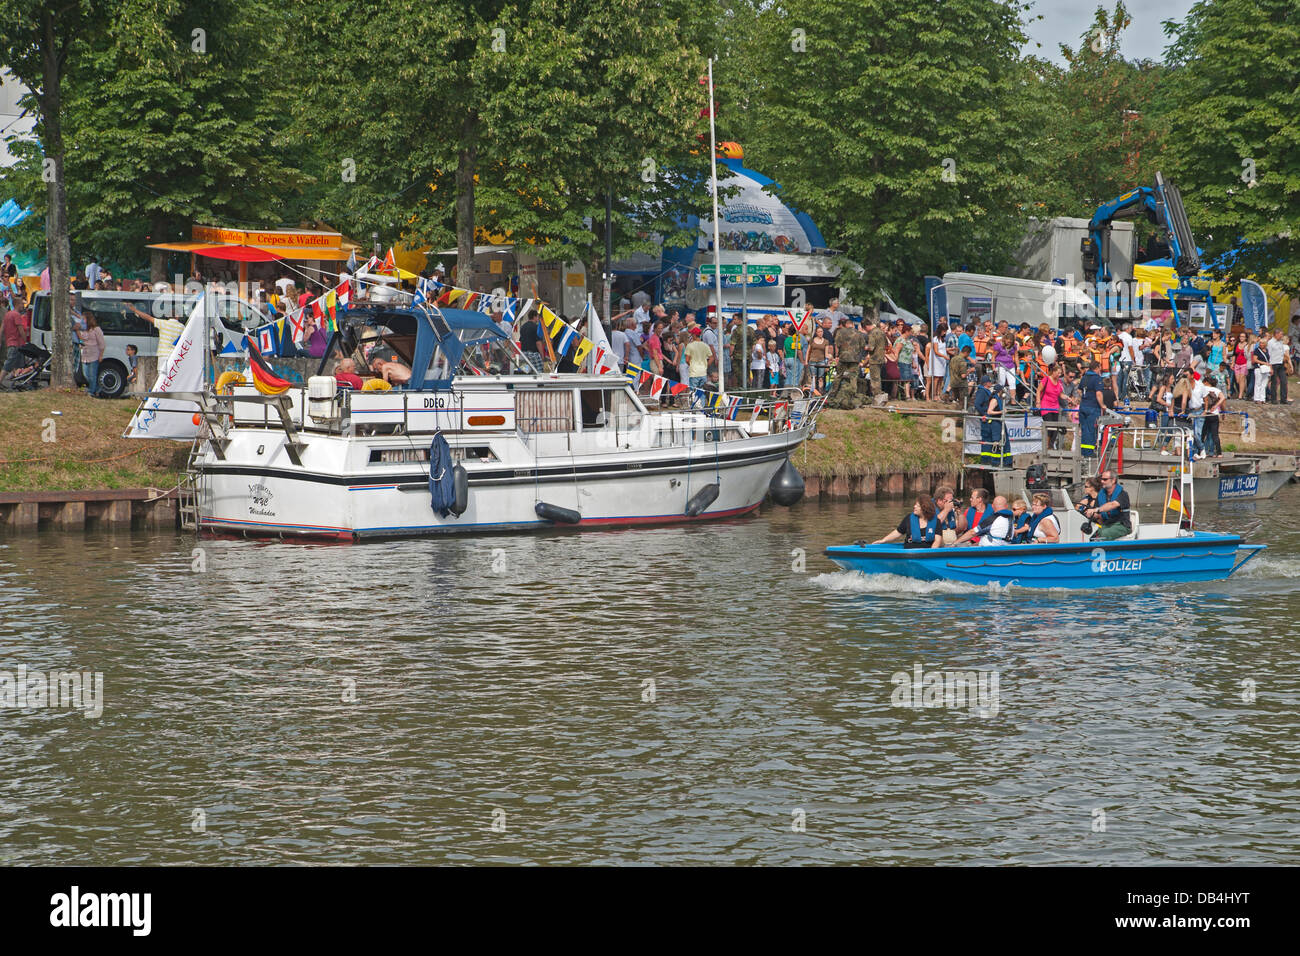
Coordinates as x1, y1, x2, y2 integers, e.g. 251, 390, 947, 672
611, 329, 629, 368
1267, 339, 1289, 364
274, 277, 294, 293
1191, 381, 1222, 412
979, 515, 1012, 546
632, 305, 650, 327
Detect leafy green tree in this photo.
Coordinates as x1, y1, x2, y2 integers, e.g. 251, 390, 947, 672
720, 0, 1042, 310
1162, 0, 1300, 294
63, 0, 304, 281
295, 0, 713, 291
0, 0, 98, 386
1029, 3, 1170, 220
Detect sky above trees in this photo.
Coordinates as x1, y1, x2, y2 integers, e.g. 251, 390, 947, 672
1023, 0, 1194, 63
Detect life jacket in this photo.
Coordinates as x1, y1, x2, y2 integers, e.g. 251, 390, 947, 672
909, 513, 939, 545
1027, 506, 1057, 540
1096, 483, 1129, 526
980, 508, 1017, 543
965, 505, 989, 542
939, 508, 958, 531
1012, 511, 1031, 539
1092, 338, 1113, 373
974, 336, 990, 358
1062, 337, 1080, 358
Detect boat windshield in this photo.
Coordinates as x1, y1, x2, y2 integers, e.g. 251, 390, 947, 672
458, 335, 538, 376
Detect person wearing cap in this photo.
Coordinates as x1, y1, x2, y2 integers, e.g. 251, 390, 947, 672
1077, 359, 1107, 458
683, 325, 712, 389
972, 373, 1010, 467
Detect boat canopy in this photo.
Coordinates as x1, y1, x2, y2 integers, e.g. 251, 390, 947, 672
345, 305, 533, 388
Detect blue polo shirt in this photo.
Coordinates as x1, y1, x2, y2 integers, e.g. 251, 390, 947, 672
1080, 370, 1104, 411
958, 333, 974, 354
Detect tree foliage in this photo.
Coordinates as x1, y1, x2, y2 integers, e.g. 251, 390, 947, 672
719, 0, 1042, 310
292, 0, 715, 274
1028, 3, 1170, 219
1162, 0, 1300, 293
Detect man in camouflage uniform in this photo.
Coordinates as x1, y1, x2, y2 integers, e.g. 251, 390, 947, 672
866, 317, 889, 398
828, 318, 867, 409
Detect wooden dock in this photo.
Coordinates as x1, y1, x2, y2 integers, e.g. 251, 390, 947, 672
0, 488, 179, 533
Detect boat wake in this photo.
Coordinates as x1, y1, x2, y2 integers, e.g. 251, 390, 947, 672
810, 571, 1015, 597
1234, 554, 1300, 579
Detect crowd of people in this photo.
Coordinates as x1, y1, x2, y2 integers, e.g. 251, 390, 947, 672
867, 469, 1134, 549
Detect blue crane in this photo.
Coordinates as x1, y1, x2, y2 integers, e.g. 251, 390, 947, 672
1081, 171, 1219, 329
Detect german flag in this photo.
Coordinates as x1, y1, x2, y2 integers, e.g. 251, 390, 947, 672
247, 340, 292, 396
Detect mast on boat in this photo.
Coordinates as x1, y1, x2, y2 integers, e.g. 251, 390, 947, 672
707, 57, 726, 407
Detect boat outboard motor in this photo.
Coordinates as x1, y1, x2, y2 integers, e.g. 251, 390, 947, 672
769, 459, 805, 506
685, 483, 720, 517
535, 501, 581, 524
1026, 463, 1048, 491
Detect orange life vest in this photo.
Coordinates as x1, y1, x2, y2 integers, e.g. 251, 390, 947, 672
974, 336, 990, 358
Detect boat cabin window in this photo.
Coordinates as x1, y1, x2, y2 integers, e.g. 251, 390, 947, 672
516, 389, 575, 433
580, 389, 609, 427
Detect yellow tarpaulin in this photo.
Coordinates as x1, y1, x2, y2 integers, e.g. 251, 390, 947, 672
1132, 264, 1291, 325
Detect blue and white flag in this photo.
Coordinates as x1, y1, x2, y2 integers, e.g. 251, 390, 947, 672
1240, 279, 1268, 333
555, 324, 578, 357
477, 292, 493, 315
412, 285, 426, 307
346, 249, 358, 276
503, 297, 517, 322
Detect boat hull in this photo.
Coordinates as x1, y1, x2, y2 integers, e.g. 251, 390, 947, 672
196, 428, 802, 540
825, 532, 1261, 588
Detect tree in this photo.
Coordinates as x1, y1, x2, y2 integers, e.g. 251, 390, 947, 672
0, 0, 99, 387
294, 0, 713, 289
61, 0, 304, 282
1029, 3, 1170, 221
720, 0, 1043, 310
1162, 0, 1300, 294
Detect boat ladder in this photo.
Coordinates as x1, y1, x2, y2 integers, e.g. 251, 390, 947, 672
177, 434, 205, 533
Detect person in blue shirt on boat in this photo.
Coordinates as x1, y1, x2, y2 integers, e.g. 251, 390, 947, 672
871, 494, 943, 549
1084, 470, 1131, 541
1077, 359, 1112, 458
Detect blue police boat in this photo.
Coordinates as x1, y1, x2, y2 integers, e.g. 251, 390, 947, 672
826, 462, 1264, 589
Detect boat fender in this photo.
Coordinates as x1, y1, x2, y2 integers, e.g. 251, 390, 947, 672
535, 501, 581, 524
685, 483, 720, 517
450, 465, 469, 517
769, 459, 805, 507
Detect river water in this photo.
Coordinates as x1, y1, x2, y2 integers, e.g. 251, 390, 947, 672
2, 485, 1298, 865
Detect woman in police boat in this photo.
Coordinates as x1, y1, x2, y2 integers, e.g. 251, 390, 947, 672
870, 494, 943, 549
1026, 492, 1061, 544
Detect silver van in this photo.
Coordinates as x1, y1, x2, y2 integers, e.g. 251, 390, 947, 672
30, 290, 260, 397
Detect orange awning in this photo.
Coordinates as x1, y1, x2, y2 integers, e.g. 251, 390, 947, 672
147, 242, 355, 261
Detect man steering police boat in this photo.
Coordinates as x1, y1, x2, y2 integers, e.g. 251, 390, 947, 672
1084, 470, 1131, 541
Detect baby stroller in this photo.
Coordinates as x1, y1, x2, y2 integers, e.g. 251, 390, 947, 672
3, 343, 51, 391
